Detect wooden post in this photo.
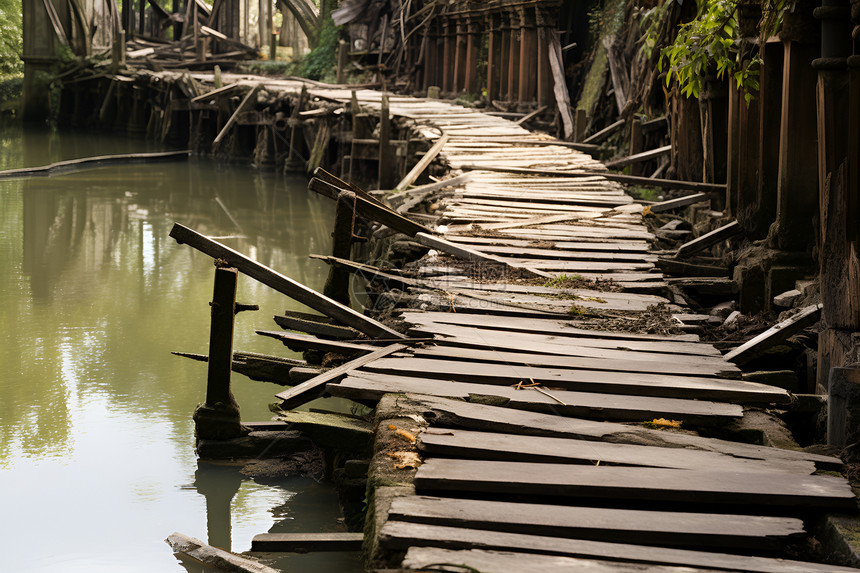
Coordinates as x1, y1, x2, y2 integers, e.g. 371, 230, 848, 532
442, 19, 453, 94
378, 93, 394, 189
464, 16, 480, 95
536, 9, 552, 107
574, 109, 587, 142
486, 13, 500, 103
337, 40, 348, 84
323, 191, 356, 305
499, 14, 511, 101
454, 20, 467, 93
507, 7, 520, 103
518, 7, 537, 103
772, 40, 819, 251
629, 118, 643, 175
193, 266, 246, 441
285, 85, 308, 170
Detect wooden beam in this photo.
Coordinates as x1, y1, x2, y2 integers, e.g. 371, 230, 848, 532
725, 304, 823, 365
547, 32, 574, 139
605, 145, 672, 170
212, 84, 260, 146
648, 192, 709, 213
169, 223, 405, 339
515, 105, 548, 126
0, 150, 190, 180
274, 343, 405, 408
414, 232, 553, 279
458, 164, 727, 193
394, 133, 450, 192
581, 119, 625, 145
308, 178, 434, 236
676, 220, 742, 258
251, 532, 363, 552
190, 82, 240, 103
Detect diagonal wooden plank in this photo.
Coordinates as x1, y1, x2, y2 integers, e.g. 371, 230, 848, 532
725, 304, 823, 365
331, 373, 743, 426
417, 428, 812, 474
381, 522, 856, 572
274, 343, 404, 408
387, 496, 805, 551
414, 459, 856, 511
169, 224, 404, 340
392, 394, 842, 468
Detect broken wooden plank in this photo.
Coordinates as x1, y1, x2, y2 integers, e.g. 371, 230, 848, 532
725, 304, 823, 365
390, 394, 841, 468
413, 458, 855, 511
213, 84, 261, 146
398, 311, 704, 344
647, 192, 709, 213
190, 82, 240, 102
582, 119, 626, 145
332, 373, 743, 426
414, 232, 553, 279
166, 532, 277, 573
256, 330, 376, 356
251, 532, 363, 552
381, 522, 855, 571
273, 314, 359, 339
458, 164, 727, 193
386, 496, 805, 551
548, 34, 574, 139
0, 150, 191, 180
357, 355, 782, 404
274, 343, 404, 408
417, 428, 813, 474
677, 220, 742, 258
604, 145, 672, 170
169, 223, 405, 340
394, 134, 450, 192
172, 350, 303, 385
308, 177, 433, 236
515, 105, 549, 125
406, 344, 742, 379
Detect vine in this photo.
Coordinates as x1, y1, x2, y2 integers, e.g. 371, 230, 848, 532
643, 0, 795, 103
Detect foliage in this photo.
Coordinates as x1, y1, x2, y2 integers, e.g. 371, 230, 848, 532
300, 19, 339, 81
644, 0, 794, 103
0, 0, 23, 80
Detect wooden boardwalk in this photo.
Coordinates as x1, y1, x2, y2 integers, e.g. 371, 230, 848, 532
176, 76, 858, 571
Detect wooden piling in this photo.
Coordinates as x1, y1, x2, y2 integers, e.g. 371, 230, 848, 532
323, 191, 356, 306
378, 93, 394, 189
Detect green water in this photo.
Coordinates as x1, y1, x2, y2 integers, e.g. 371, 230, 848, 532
0, 125, 362, 572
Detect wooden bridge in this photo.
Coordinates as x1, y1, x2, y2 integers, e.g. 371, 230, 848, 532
162, 78, 860, 572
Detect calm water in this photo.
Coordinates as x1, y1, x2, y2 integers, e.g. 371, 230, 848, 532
0, 125, 363, 572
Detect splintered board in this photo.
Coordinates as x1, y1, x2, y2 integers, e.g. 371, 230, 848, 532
386, 496, 805, 550
358, 356, 779, 403
390, 394, 842, 469
413, 459, 855, 512
417, 428, 816, 474
331, 372, 744, 426
381, 522, 858, 572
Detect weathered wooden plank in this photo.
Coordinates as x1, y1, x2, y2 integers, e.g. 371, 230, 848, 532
406, 345, 743, 380
402, 548, 711, 573
417, 428, 813, 474
604, 145, 672, 170
213, 84, 261, 146
387, 496, 805, 550
648, 192, 709, 213
452, 197, 613, 213
332, 374, 743, 426
394, 134, 450, 191
256, 330, 375, 355
274, 344, 405, 408
398, 311, 704, 344
169, 224, 404, 340
581, 119, 626, 145
251, 532, 364, 552
381, 522, 855, 571
677, 221, 743, 258
403, 322, 719, 359
449, 243, 655, 262
390, 394, 841, 468
308, 178, 433, 237
725, 304, 823, 365
414, 232, 553, 279
0, 150, 191, 180
359, 356, 781, 404
414, 458, 855, 511
273, 314, 359, 339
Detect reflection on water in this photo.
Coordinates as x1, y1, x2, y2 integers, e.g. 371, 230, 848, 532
0, 125, 360, 572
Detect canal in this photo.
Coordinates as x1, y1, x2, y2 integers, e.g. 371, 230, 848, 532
0, 124, 363, 572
